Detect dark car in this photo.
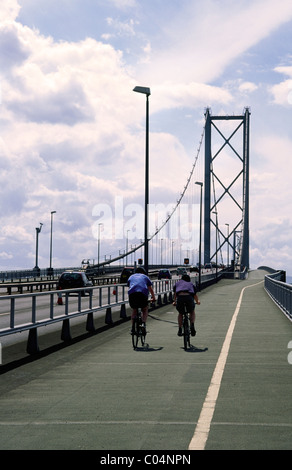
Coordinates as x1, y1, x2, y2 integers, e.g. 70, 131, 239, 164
204, 263, 213, 270
190, 265, 199, 273
57, 271, 93, 295
120, 267, 135, 284
158, 269, 172, 279
176, 266, 188, 276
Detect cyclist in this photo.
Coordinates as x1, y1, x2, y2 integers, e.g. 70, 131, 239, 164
173, 274, 200, 337
127, 267, 156, 334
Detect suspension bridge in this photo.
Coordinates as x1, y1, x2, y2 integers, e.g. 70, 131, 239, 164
1, 109, 291, 452
87, 107, 250, 277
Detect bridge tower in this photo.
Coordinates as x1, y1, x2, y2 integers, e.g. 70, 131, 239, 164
204, 107, 250, 273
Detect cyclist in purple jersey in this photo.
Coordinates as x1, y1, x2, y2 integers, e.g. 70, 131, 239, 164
173, 274, 200, 337
128, 267, 155, 333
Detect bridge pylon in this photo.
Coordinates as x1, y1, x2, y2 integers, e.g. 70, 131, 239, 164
204, 107, 250, 273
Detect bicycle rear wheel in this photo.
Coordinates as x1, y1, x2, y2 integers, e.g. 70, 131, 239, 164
132, 320, 139, 349
183, 316, 190, 350
139, 324, 146, 346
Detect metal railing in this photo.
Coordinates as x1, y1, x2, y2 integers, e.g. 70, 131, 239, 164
0, 268, 233, 357
0, 279, 175, 355
264, 271, 292, 321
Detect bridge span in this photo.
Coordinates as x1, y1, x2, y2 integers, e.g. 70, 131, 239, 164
0, 269, 291, 450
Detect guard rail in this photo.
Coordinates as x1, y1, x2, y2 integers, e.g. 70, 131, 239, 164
264, 271, 292, 321
0, 279, 175, 356
0, 275, 122, 295
0, 270, 228, 358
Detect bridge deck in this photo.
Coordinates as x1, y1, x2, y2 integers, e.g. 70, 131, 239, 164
0, 270, 291, 450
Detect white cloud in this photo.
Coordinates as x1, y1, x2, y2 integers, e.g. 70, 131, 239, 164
238, 81, 258, 93
107, 0, 137, 9
270, 64, 292, 106
0, 0, 292, 274
0, 0, 20, 23
152, 82, 232, 112
250, 133, 292, 270
106, 17, 138, 37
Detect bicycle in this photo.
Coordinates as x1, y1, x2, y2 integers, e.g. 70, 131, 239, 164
131, 306, 147, 350
173, 300, 198, 350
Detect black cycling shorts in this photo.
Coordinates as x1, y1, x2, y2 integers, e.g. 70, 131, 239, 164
129, 292, 148, 309
176, 295, 195, 314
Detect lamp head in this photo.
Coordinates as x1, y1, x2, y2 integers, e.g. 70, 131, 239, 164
133, 86, 151, 96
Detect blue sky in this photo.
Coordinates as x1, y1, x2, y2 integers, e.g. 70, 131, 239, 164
0, 0, 292, 276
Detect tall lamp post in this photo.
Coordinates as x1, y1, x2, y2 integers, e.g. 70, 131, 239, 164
98, 223, 102, 275
212, 210, 218, 281
195, 181, 203, 291
34, 222, 43, 273
49, 211, 56, 275
133, 86, 151, 274
126, 229, 130, 266
225, 223, 229, 268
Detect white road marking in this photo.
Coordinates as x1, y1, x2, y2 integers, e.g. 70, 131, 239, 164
188, 280, 263, 450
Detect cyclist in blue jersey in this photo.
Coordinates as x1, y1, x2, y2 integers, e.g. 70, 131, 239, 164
127, 267, 156, 333
173, 274, 200, 337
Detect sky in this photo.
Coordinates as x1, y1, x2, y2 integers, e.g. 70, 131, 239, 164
0, 0, 292, 276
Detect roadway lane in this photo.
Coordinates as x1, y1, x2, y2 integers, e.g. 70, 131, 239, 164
0, 286, 124, 351
0, 270, 291, 450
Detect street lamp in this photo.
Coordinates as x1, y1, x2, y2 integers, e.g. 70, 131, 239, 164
133, 86, 151, 274
49, 211, 56, 275
212, 210, 218, 281
195, 181, 203, 291
34, 222, 43, 273
126, 229, 130, 266
98, 223, 102, 275
225, 223, 229, 267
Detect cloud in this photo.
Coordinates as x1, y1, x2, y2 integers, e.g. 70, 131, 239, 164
270, 64, 292, 106
136, 0, 292, 85
152, 82, 232, 112
238, 81, 258, 93
107, 0, 137, 9
106, 17, 138, 37
250, 133, 292, 270
0, 12, 199, 268
0, 0, 20, 23
0, 22, 30, 72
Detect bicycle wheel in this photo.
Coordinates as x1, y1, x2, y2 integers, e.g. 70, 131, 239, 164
183, 316, 190, 350
132, 320, 139, 350
139, 324, 146, 347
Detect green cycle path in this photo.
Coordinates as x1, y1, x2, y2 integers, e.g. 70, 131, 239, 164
0, 269, 291, 450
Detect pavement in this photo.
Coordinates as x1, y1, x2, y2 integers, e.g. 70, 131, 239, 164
0, 269, 291, 451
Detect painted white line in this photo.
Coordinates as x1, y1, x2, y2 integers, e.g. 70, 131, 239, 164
188, 280, 263, 450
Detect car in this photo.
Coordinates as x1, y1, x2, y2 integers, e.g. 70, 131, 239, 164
204, 263, 213, 270
158, 269, 172, 279
176, 267, 188, 276
120, 267, 135, 283
57, 271, 93, 295
190, 265, 199, 273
